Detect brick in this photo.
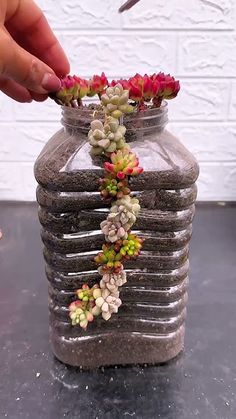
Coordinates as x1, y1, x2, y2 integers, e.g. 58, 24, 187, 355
38, 0, 121, 29
168, 81, 229, 121
59, 33, 176, 77
197, 163, 236, 200
14, 100, 61, 122
122, 0, 234, 30
0, 123, 59, 161
168, 123, 236, 161
0, 94, 15, 121
228, 82, 236, 120
178, 34, 236, 76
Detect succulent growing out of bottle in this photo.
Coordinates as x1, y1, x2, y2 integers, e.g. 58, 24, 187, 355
104, 148, 143, 180
50, 72, 179, 110
93, 287, 122, 321
109, 195, 141, 230
69, 284, 102, 329
88, 117, 127, 155
100, 219, 128, 243
100, 271, 127, 291
101, 83, 134, 118
51, 75, 89, 106
48, 73, 180, 328
114, 233, 144, 258
94, 243, 123, 273
99, 175, 130, 199
87, 72, 108, 97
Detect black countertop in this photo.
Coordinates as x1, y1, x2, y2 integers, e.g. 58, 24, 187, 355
0, 202, 235, 419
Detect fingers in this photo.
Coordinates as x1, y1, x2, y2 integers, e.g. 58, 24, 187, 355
30, 92, 48, 102
0, 27, 61, 94
0, 76, 32, 102
0, 76, 49, 102
5, 0, 70, 77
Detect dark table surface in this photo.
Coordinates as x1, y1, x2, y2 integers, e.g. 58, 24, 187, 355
0, 202, 236, 419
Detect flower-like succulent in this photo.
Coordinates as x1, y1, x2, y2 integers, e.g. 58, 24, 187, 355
99, 175, 130, 199
69, 284, 103, 329
101, 84, 134, 119
115, 233, 144, 258
100, 271, 127, 292
88, 72, 108, 97
93, 287, 122, 321
69, 300, 95, 329
108, 195, 141, 230
151, 72, 180, 101
76, 284, 96, 303
88, 117, 127, 155
94, 243, 123, 273
104, 148, 143, 180
53, 75, 89, 106
100, 219, 128, 243
128, 73, 160, 103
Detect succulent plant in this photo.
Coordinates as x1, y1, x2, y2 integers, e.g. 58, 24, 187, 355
88, 117, 127, 156
100, 219, 128, 243
69, 300, 94, 329
100, 271, 127, 291
93, 287, 122, 321
151, 72, 180, 100
108, 195, 141, 230
99, 175, 130, 199
101, 84, 134, 118
104, 148, 143, 179
87, 72, 108, 97
114, 233, 144, 258
94, 243, 123, 273
128, 73, 159, 103
52, 75, 89, 106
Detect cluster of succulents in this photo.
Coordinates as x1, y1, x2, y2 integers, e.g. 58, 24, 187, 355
50, 72, 180, 110
69, 284, 101, 329
88, 117, 127, 156
99, 175, 130, 199
50, 72, 180, 329
68, 83, 145, 329
112, 73, 180, 109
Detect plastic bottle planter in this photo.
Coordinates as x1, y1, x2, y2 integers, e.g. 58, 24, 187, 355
35, 104, 199, 368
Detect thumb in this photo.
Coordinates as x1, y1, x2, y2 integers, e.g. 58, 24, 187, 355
0, 27, 61, 93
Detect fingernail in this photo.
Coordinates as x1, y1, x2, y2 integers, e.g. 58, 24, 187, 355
41, 73, 61, 92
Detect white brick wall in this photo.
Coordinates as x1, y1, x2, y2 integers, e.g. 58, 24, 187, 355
0, 0, 236, 201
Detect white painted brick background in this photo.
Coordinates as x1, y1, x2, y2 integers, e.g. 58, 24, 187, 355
0, 0, 236, 201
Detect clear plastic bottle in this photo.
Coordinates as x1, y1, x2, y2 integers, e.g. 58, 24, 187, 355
34, 103, 199, 367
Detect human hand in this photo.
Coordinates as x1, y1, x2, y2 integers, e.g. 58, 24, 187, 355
0, 0, 70, 102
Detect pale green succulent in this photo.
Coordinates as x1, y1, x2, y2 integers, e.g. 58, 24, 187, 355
108, 195, 141, 230
94, 287, 122, 321
88, 117, 127, 156
101, 84, 134, 118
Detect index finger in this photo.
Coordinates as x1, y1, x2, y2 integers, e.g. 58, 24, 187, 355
5, 0, 70, 77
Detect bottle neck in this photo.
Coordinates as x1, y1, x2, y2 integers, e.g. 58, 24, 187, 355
61, 103, 168, 140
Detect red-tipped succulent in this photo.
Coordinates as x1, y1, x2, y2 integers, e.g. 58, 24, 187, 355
88, 72, 108, 96
104, 148, 143, 180
151, 72, 180, 100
